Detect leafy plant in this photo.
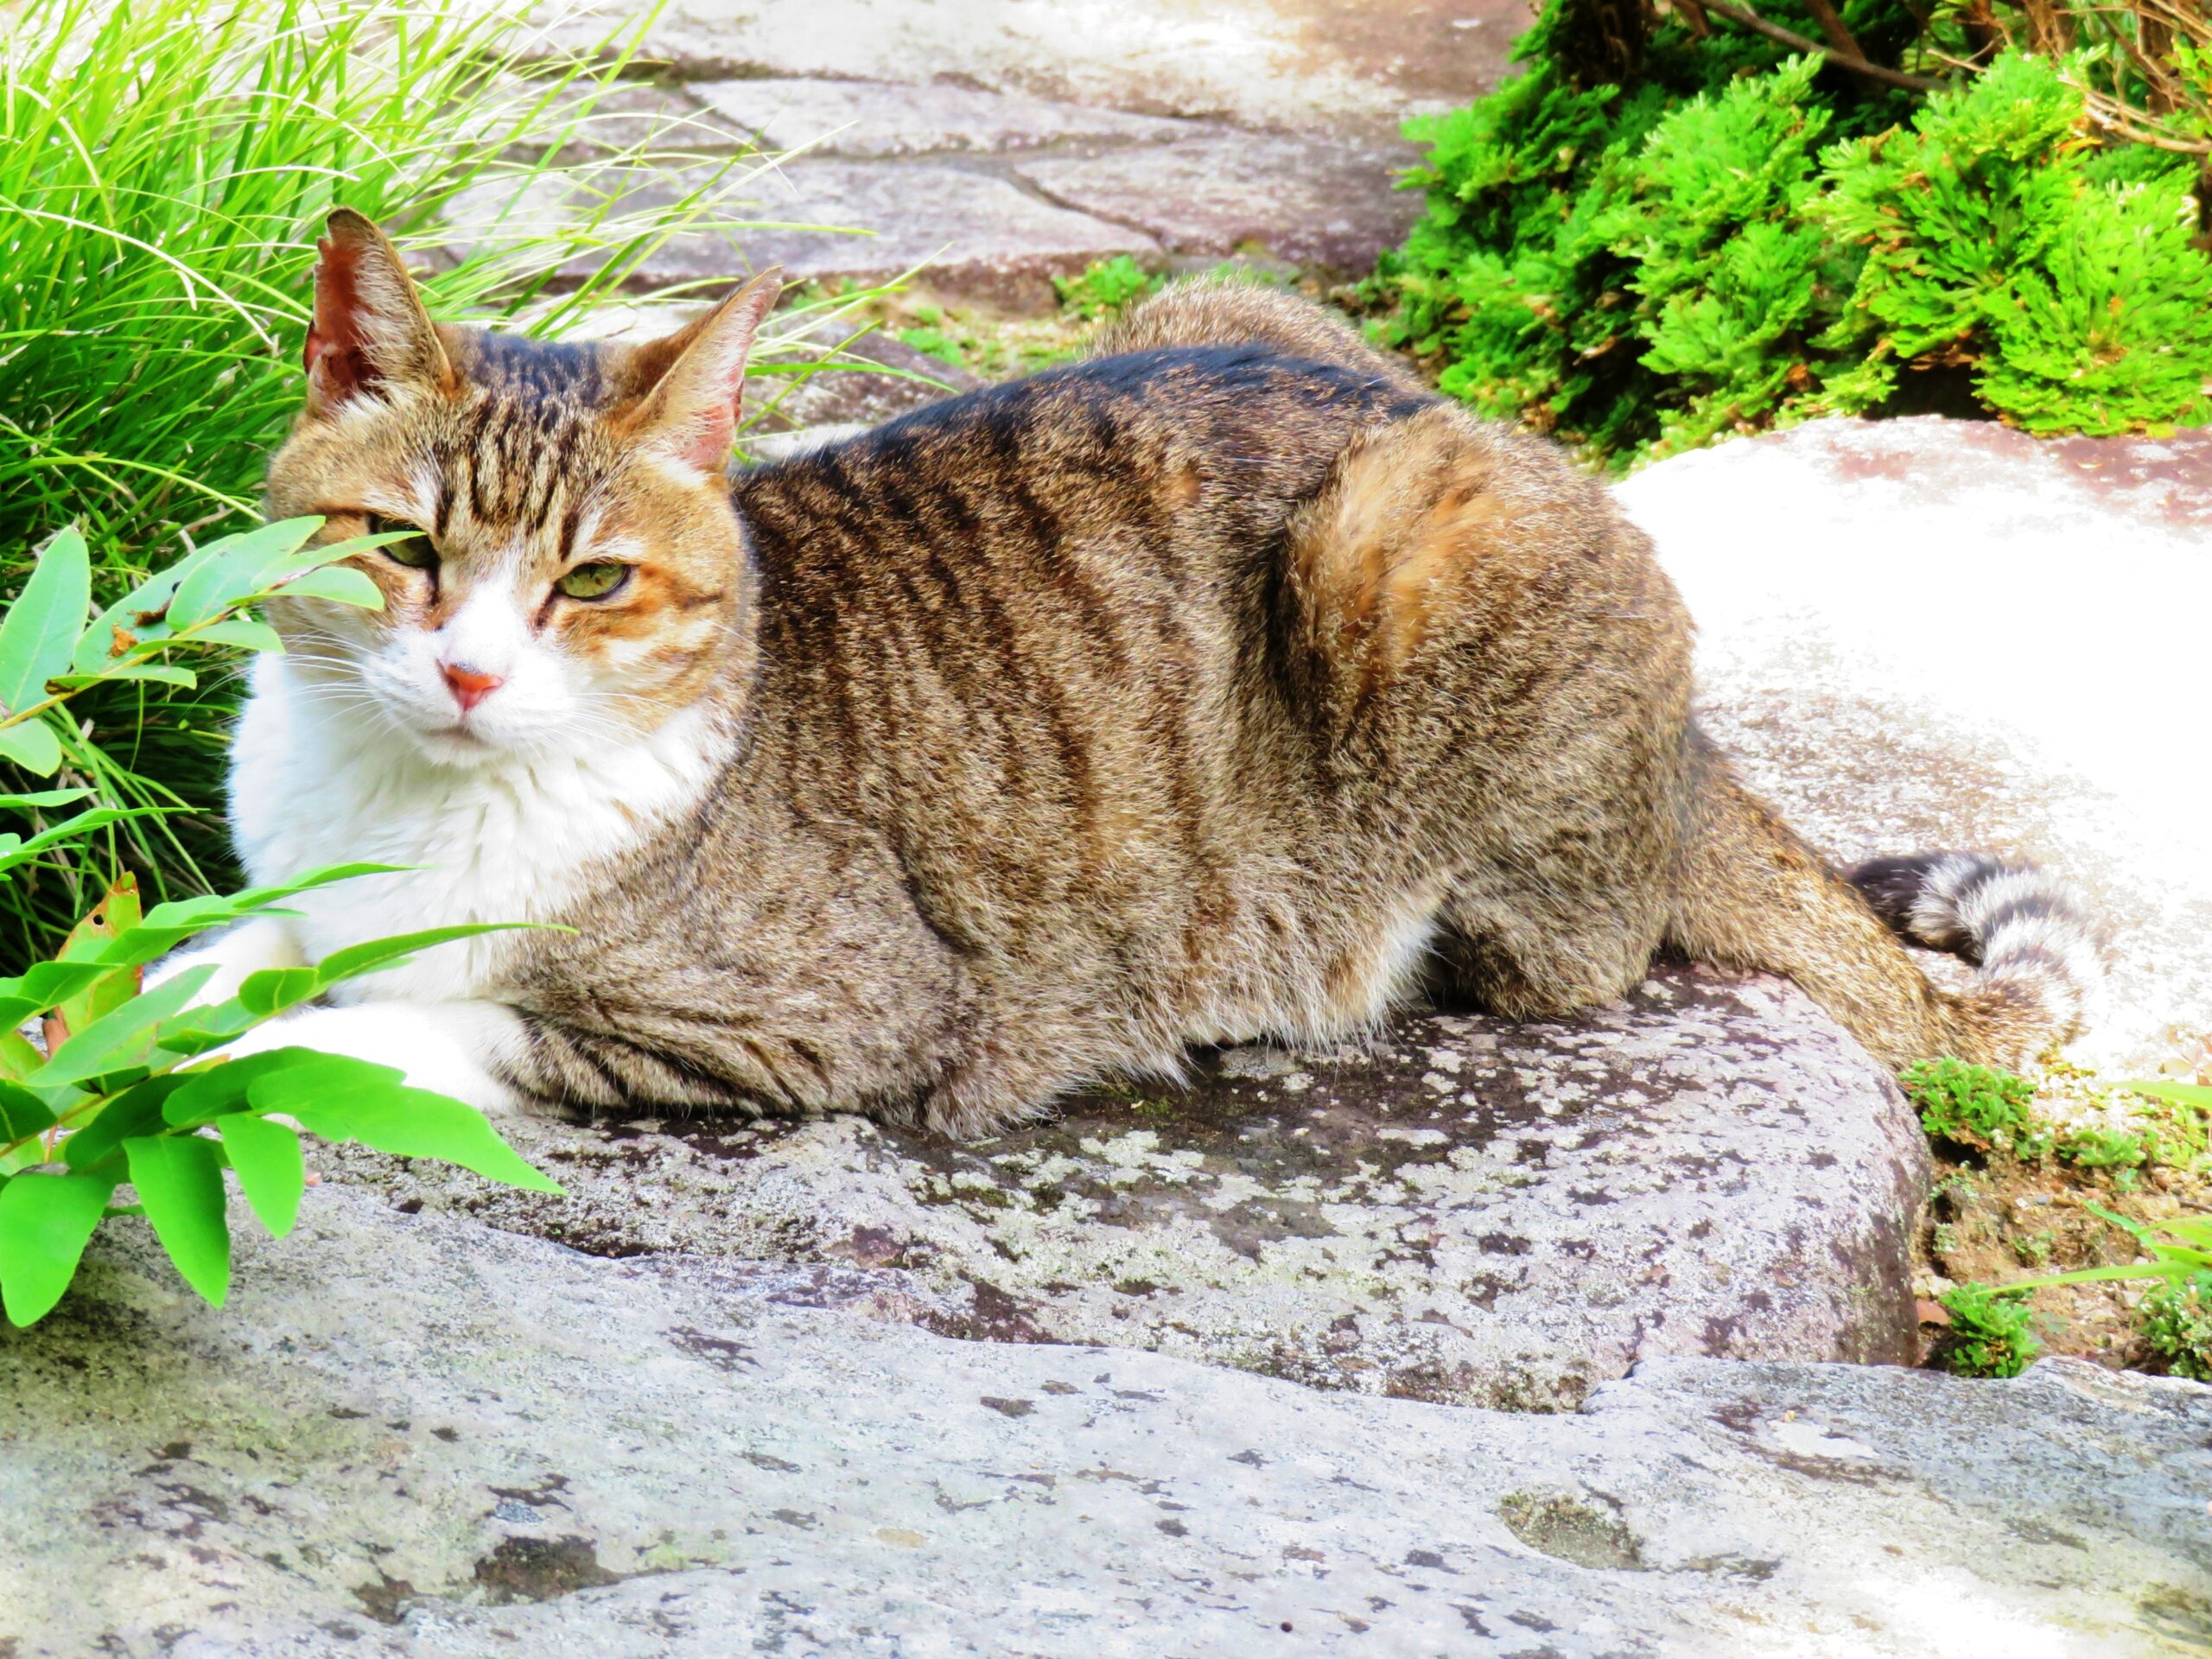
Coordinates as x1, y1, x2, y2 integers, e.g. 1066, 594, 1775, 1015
1053, 255, 1165, 321
1904, 1058, 2044, 1154
1372, 0, 2212, 468
1934, 1281, 2042, 1377
0, 522, 558, 1325
2139, 1271, 2212, 1382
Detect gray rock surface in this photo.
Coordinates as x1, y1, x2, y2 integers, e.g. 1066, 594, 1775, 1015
531, 0, 1514, 137
4, 1185, 2204, 1656
449, 158, 1160, 309
1617, 417, 2212, 1083
1014, 130, 1420, 270
321, 968, 1927, 1412
460, 0, 1468, 303
690, 75, 1195, 156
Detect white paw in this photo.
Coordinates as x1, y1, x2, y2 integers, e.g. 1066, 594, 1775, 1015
218, 1000, 524, 1115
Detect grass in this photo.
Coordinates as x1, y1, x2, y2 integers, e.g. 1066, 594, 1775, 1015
0, 0, 879, 969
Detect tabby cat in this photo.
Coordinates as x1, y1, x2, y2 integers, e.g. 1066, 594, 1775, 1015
164, 209, 2101, 1135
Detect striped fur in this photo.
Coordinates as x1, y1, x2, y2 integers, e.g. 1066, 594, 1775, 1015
181, 232, 2105, 1134
1847, 852, 2102, 1048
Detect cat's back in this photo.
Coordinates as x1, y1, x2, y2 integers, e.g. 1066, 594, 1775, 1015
732, 344, 1429, 624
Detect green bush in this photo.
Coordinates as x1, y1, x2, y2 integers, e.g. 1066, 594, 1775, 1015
0, 521, 556, 1326
1374, 3, 2212, 468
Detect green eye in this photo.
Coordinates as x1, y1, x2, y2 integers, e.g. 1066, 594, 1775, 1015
366, 513, 437, 569
556, 562, 631, 601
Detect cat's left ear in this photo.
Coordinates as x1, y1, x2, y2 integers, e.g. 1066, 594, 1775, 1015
303, 208, 455, 416
619, 268, 783, 474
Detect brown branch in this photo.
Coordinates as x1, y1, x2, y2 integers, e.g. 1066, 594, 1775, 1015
1698, 0, 1949, 92
1798, 0, 1867, 59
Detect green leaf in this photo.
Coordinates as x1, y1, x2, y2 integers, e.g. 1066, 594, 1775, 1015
264, 566, 383, 608
0, 1168, 118, 1325
86, 861, 401, 969
185, 617, 283, 653
124, 1135, 231, 1306
315, 924, 536, 988
166, 517, 322, 629
144, 997, 261, 1060
73, 540, 222, 672
0, 526, 92, 718
0, 1027, 46, 1083
0, 1083, 56, 1146
48, 664, 198, 690
219, 1113, 305, 1238
0, 789, 91, 811
161, 1048, 326, 1127
29, 964, 215, 1087
0, 718, 63, 776
238, 965, 324, 1017
264, 1064, 561, 1194
0, 807, 157, 879
61, 1075, 191, 1171
2126, 1081, 2212, 1112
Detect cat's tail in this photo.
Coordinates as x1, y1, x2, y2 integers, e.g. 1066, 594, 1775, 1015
1666, 731, 2101, 1071
1091, 276, 1430, 394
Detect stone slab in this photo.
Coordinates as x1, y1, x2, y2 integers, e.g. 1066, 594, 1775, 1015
1615, 417, 2212, 1081
690, 74, 1195, 156
448, 159, 1159, 309
3, 1185, 2204, 1656
529, 0, 1523, 137
1017, 129, 1422, 270
321, 967, 1928, 1412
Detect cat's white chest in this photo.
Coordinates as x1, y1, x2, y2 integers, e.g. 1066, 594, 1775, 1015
227, 657, 716, 1001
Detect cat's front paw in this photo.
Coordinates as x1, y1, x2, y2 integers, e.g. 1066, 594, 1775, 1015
219, 1000, 524, 1115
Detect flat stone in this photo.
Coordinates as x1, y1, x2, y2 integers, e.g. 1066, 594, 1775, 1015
477, 76, 746, 158
1615, 416, 2212, 1080
319, 967, 1928, 1411
689, 74, 1195, 156
4, 1185, 2204, 1654
447, 159, 1158, 309
532, 0, 1521, 138
1017, 129, 1421, 270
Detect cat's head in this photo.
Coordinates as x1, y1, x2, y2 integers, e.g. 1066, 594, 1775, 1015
263, 208, 780, 766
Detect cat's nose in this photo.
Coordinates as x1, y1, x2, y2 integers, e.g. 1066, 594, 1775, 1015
440, 661, 505, 713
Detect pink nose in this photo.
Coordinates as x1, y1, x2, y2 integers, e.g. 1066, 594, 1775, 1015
441, 662, 505, 712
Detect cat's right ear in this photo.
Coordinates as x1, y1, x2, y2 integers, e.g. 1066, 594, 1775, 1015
302, 209, 455, 417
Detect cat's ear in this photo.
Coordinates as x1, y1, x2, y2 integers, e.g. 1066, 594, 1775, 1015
618, 268, 783, 474
302, 208, 455, 416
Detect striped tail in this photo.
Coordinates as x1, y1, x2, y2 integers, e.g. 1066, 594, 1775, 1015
1845, 851, 2104, 1061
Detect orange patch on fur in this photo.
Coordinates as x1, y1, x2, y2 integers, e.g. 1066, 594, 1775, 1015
1291, 419, 1500, 680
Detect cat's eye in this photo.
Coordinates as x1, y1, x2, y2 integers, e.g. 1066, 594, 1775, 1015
556, 562, 631, 601
365, 513, 437, 570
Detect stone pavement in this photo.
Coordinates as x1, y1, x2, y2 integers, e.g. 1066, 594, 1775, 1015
5, 1183, 2205, 1656
456, 0, 1529, 307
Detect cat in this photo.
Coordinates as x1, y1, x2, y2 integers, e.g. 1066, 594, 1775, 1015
163, 208, 2102, 1135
